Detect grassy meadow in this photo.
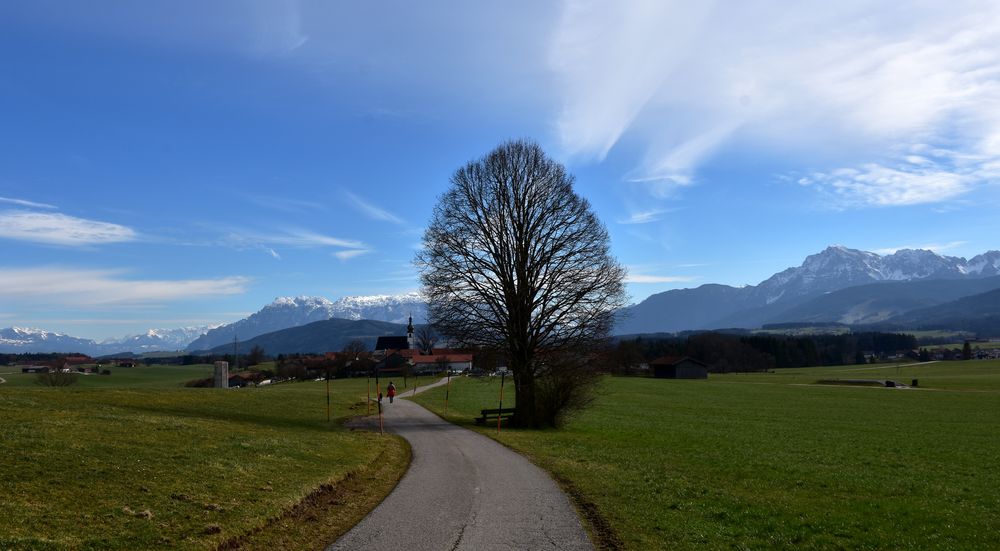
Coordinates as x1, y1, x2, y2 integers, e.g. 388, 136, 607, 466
0, 364, 215, 389
414, 361, 1000, 550
0, 366, 407, 550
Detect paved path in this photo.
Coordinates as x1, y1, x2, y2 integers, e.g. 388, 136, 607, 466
833, 360, 939, 372
328, 378, 593, 551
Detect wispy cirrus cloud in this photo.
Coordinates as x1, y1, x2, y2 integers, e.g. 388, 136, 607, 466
345, 191, 405, 225
617, 208, 670, 225
549, 1, 1000, 204
0, 267, 250, 306
333, 249, 370, 260
0, 196, 57, 209
625, 273, 699, 284
0, 210, 136, 245
222, 228, 364, 249
797, 143, 1000, 208
797, 164, 971, 208
221, 228, 369, 259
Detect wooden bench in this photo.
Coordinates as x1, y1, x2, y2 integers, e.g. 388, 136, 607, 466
474, 407, 515, 425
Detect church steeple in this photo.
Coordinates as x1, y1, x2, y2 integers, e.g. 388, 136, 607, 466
406, 314, 414, 349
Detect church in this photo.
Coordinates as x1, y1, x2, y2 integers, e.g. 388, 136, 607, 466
372, 316, 473, 374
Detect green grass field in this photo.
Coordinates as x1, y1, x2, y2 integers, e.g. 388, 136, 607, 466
414, 362, 1000, 550
0, 368, 407, 550
0, 364, 215, 389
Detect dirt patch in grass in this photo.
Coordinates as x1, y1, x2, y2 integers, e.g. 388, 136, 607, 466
216, 437, 410, 551
550, 472, 624, 551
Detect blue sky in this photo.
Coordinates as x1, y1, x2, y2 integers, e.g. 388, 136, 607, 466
2, 1, 1000, 340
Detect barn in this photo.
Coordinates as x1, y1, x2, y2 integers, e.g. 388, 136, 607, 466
410, 353, 473, 375
650, 356, 709, 379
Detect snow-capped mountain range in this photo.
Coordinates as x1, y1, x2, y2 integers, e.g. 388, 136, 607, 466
749, 246, 1000, 305
616, 246, 1000, 335
0, 325, 217, 355
184, 293, 427, 352
102, 326, 223, 350
7, 246, 1000, 353
1, 293, 427, 355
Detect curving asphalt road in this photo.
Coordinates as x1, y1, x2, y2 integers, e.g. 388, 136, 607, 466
328, 378, 593, 551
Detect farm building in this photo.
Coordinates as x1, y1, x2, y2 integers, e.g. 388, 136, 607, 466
650, 356, 709, 379
410, 353, 473, 375
374, 351, 410, 375
20, 365, 49, 373
373, 350, 475, 375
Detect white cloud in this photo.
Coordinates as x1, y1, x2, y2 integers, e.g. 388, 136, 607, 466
0, 267, 250, 306
625, 273, 698, 284
333, 249, 370, 260
219, 228, 370, 260
0, 196, 57, 209
0, 210, 136, 245
798, 163, 972, 207
229, 229, 365, 250
550, 1, 715, 160
617, 209, 669, 225
549, 1, 1000, 203
345, 191, 405, 225
279, 230, 365, 248
873, 241, 968, 255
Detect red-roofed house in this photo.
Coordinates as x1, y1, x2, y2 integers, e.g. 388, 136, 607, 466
410, 353, 473, 375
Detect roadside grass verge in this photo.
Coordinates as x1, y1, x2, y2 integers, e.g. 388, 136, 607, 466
413, 364, 1000, 550
0, 377, 406, 550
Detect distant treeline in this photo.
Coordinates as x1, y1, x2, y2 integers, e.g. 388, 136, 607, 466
0, 352, 92, 366
604, 331, 917, 373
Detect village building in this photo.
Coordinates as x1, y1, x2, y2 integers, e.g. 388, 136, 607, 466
20, 365, 49, 373
650, 356, 709, 379
371, 316, 474, 375
410, 353, 473, 375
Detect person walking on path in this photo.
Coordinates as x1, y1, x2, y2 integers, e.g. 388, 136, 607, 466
387, 382, 397, 404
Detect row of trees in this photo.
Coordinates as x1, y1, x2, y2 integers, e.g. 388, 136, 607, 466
598, 331, 920, 374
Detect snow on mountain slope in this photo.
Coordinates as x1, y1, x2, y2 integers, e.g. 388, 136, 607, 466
186, 293, 427, 352
101, 326, 221, 351
0, 327, 101, 354
328, 292, 427, 324
617, 245, 1000, 335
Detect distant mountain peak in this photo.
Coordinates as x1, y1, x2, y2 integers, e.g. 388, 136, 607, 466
185, 292, 428, 352
269, 296, 335, 307
616, 244, 1000, 335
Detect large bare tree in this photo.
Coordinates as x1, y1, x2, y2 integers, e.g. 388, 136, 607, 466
417, 140, 626, 427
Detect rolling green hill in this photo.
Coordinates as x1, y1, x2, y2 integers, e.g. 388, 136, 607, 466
884, 287, 1000, 336
767, 275, 1000, 325
199, 318, 408, 355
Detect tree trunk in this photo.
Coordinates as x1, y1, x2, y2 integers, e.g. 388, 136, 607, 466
512, 365, 536, 428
